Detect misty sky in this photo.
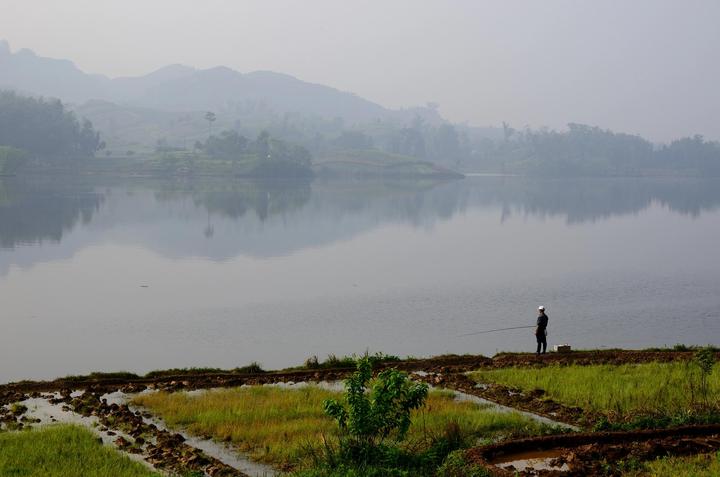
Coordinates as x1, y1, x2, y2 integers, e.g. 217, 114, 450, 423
2, 0, 719, 141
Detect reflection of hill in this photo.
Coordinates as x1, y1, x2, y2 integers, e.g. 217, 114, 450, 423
0, 178, 103, 249
0, 177, 719, 272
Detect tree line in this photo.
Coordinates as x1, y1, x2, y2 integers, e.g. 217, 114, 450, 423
0, 90, 104, 159
193, 129, 312, 167
209, 106, 720, 176
468, 123, 720, 176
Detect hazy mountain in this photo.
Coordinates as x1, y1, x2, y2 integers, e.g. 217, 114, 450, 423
0, 40, 437, 124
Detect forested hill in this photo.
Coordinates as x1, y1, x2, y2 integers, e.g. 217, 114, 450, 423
0, 40, 440, 124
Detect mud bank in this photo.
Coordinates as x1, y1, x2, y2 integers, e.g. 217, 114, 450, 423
466, 424, 720, 476
3, 350, 706, 395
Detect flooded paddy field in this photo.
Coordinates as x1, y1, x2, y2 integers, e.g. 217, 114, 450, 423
3, 350, 720, 476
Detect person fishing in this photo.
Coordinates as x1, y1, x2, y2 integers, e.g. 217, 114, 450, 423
535, 305, 549, 354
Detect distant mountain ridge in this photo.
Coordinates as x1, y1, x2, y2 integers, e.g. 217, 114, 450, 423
0, 40, 440, 124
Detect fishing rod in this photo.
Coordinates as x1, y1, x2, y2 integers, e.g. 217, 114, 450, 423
457, 325, 536, 337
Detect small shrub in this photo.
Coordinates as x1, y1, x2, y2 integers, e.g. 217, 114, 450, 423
435, 450, 491, 477
233, 362, 265, 374
695, 347, 717, 407
324, 357, 428, 449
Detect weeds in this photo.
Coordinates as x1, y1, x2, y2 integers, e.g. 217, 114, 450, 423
0, 425, 158, 477
301, 352, 400, 371
471, 360, 720, 417
134, 381, 554, 470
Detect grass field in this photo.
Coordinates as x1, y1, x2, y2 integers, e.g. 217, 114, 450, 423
0, 425, 158, 477
623, 452, 720, 476
470, 362, 720, 415
133, 385, 557, 469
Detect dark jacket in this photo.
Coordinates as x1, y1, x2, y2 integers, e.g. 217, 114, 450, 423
536, 313, 548, 335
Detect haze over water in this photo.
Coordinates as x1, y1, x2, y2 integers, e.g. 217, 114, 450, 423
1, 176, 719, 383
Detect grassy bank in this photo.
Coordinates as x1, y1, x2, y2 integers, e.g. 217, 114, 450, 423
624, 452, 720, 476
470, 362, 720, 416
133, 385, 557, 470
0, 425, 158, 477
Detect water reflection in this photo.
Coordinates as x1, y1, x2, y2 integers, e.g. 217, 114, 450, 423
1, 176, 720, 260
2, 175, 720, 382
0, 178, 103, 249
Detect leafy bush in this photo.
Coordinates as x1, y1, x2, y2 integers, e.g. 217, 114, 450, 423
694, 347, 717, 407
323, 357, 428, 449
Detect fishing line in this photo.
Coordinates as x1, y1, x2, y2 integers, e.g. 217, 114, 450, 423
457, 325, 536, 337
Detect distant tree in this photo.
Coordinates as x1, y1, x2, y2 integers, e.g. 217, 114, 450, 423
202, 130, 249, 160
204, 111, 217, 138
256, 131, 271, 159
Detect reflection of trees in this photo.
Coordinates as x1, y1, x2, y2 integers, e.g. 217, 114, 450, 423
154, 179, 312, 222
0, 179, 103, 248
469, 177, 720, 224
1, 176, 720, 254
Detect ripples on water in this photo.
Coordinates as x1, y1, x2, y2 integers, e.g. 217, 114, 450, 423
1, 176, 719, 382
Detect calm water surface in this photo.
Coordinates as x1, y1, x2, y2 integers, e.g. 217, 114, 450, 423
1, 176, 719, 383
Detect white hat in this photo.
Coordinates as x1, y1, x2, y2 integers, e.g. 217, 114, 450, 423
538, 305, 545, 311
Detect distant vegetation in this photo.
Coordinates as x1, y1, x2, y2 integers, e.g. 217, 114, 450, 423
191, 129, 313, 178
469, 123, 720, 176
3, 43, 720, 178
0, 90, 104, 161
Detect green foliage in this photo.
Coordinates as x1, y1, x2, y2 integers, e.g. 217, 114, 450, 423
628, 451, 720, 477
233, 361, 266, 374
593, 409, 720, 431
0, 425, 158, 477
435, 450, 492, 477
0, 90, 104, 158
693, 347, 716, 408
62, 371, 141, 382
323, 357, 428, 447
302, 352, 400, 370
304, 354, 358, 370
300, 432, 472, 477
471, 362, 720, 417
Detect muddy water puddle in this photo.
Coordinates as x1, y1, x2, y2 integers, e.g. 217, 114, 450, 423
491, 448, 569, 472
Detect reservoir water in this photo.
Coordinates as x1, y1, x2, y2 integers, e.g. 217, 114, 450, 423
1, 176, 719, 383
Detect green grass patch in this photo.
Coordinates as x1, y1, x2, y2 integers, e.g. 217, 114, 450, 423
133, 386, 557, 470
0, 425, 158, 477
62, 371, 142, 382
470, 362, 720, 416
623, 452, 720, 476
